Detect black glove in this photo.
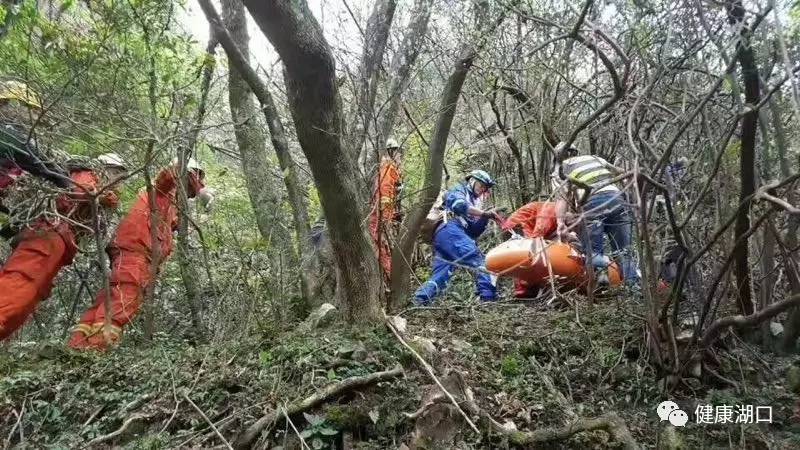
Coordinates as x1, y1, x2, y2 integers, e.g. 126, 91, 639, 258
481, 208, 499, 220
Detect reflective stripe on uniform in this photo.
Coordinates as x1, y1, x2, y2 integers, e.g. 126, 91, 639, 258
451, 199, 467, 209
563, 156, 614, 189
91, 322, 122, 338
572, 168, 609, 184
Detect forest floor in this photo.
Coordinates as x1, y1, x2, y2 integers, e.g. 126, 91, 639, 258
2, 289, 800, 449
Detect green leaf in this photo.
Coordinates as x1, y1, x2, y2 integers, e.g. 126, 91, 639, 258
319, 427, 338, 436
303, 412, 324, 426
258, 351, 273, 366
311, 438, 324, 449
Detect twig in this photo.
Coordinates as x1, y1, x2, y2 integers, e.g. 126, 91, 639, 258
80, 405, 105, 433
183, 392, 234, 450
281, 407, 310, 450
384, 316, 480, 434
4, 402, 24, 450
704, 365, 740, 391
233, 367, 403, 449
597, 335, 628, 388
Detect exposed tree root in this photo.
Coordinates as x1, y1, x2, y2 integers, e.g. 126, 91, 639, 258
466, 398, 638, 449
233, 366, 404, 449
702, 293, 800, 347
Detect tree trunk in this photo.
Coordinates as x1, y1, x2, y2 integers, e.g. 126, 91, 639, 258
375, 0, 433, 156
773, 92, 800, 351
176, 147, 205, 337
728, 0, 759, 316
243, 0, 382, 323
354, 0, 397, 170
199, 0, 313, 303
175, 37, 217, 338
221, 0, 289, 242
389, 48, 477, 310
220, 0, 302, 315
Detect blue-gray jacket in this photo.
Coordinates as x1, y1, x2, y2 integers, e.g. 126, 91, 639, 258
442, 182, 489, 240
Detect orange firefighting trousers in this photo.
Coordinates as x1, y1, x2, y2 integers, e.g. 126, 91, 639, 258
68, 250, 151, 350
0, 226, 75, 340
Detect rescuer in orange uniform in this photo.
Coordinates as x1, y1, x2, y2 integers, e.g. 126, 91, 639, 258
0, 154, 128, 340
368, 138, 403, 283
68, 158, 213, 351
501, 201, 559, 298
1, 80, 72, 238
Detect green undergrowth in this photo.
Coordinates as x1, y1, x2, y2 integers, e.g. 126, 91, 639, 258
1, 297, 799, 449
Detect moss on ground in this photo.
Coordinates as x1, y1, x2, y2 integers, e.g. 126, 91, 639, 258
0, 298, 798, 449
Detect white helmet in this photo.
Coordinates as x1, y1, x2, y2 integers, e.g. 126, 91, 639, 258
385, 138, 400, 149
97, 153, 127, 170
172, 157, 203, 173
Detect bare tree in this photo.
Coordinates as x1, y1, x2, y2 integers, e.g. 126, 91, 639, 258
728, 0, 760, 316
219, 0, 298, 313
390, 48, 477, 309
242, 0, 383, 322
175, 36, 218, 338
198, 0, 313, 303
354, 0, 397, 168
375, 0, 434, 156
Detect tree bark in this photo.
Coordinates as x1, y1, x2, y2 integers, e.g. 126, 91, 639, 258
243, 0, 382, 323
728, 0, 759, 316
389, 48, 477, 310
771, 93, 800, 350
354, 0, 397, 169
221, 0, 290, 245
199, 0, 313, 303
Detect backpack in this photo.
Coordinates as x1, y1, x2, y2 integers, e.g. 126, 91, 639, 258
418, 191, 447, 244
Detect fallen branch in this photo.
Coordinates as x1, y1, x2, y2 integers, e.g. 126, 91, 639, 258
233, 366, 404, 449
85, 412, 156, 447
701, 293, 800, 347
385, 316, 481, 434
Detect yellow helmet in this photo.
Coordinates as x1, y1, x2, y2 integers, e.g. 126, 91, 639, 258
0, 81, 42, 110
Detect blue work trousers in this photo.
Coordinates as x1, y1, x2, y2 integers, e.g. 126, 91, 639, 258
584, 191, 639, 284
414, 221, 496, 304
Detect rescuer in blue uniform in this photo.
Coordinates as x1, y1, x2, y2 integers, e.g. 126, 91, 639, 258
414, 169, 500, 305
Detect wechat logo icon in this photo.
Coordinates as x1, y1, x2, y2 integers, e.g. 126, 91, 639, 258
657, 400, 688, 427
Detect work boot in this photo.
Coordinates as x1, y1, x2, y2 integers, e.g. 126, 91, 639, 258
69, 323, 120, 352
625, 282, 642, 302
596, 268, 610, 287
412, 296, 430, 307
67, 323, 96, 350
